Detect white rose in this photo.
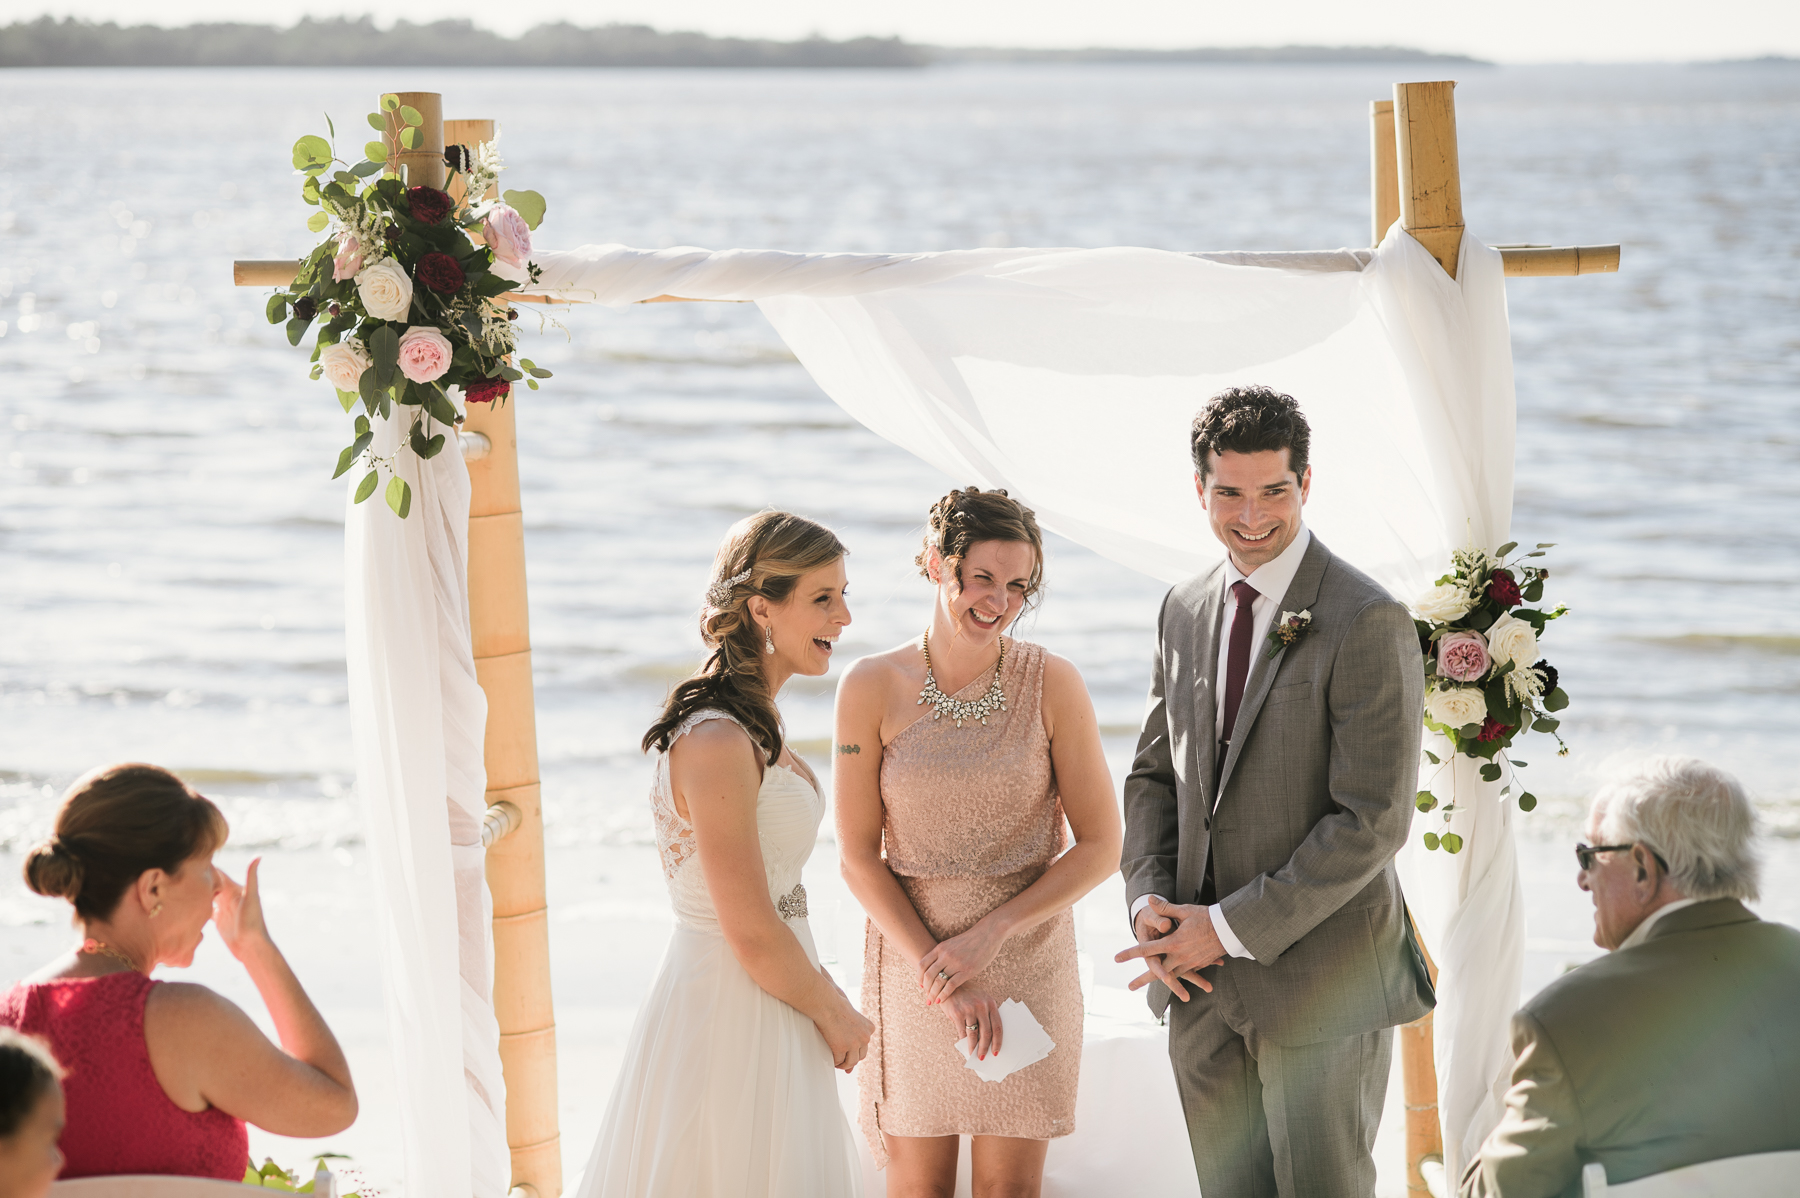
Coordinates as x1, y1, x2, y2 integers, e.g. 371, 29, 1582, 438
1486, 613, 1539, 668
355, 258, 413, 322
1427, 685, 1488, 730
1414, 582, 1475, 623
318, 338, 371, 393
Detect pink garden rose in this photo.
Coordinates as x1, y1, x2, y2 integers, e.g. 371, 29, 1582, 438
396, 325, 453, 383
482, 204, 532, 267
332, 234, 364, 283
1437, 629, 1492, 682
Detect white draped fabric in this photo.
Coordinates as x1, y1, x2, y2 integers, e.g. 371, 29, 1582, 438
522, 227, 1524, 1172
343, 416, 510, 1198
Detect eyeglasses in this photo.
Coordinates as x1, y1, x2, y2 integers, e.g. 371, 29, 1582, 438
1575, 842, 1669, 872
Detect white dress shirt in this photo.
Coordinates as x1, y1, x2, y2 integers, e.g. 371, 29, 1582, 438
1132, 527, 1313, 962
1616, 897, 1698, 952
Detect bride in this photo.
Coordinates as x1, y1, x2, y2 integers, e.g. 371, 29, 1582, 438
577, 511, 870, 1198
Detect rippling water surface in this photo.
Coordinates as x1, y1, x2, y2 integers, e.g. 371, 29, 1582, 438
2, 61, 1797, 842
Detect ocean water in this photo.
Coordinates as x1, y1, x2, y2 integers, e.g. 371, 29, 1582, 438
1, 61, 1798, 1191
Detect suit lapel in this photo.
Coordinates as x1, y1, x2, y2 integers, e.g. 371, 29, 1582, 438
1191, 565, 1226, 806
1216, 535, 1331, 806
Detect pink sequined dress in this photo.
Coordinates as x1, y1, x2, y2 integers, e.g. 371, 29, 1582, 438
859, 638, 1080, 1164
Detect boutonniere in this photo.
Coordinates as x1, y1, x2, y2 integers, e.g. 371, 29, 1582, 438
1265, 610, 1313, 660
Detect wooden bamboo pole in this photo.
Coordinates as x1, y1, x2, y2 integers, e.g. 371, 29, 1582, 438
387, 92, 444, 189
1371, 100, 1401, 247
1403, 914, 1445, 1193
1394, 81, 1465, 279
446, 115, 563, 1198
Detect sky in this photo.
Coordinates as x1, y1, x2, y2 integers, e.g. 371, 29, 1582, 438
2, 0, 1797, 63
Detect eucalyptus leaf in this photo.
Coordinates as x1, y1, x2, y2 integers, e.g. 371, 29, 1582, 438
1480, 762, 1502, 782
1441, 833, 1464, 854
1415, 790, 1437, 813
364, 141, 389, 163
1423, 832, 1441, 851
285, 316, 310, 347
1422, 749, 1440, 765
352, 160, 384, 178
332, 431, 371, 479
367, 112, 386, 131
354, 415, 370, 437
400, 127, 421, 151
291, 134, 332, 171
400, 105, 423, 126
324, 112, 335, 139
426, 391, 458, 426
420, 432, 446, 458
502, 189, 546, 230
358, 366, 381, 411
337, 389, 356, 412
526, 379, 539, 390
306, 211, 330, 233
381, 93, 401, 112
353, 470, 379, 504
369, 325, 400, 387
1496, 541, 1518, 557
1518, 792, 1538, 812
1536, 543, 1556, 549
1533, 716, 1561, 733
385, 476, 412, 518
265, 294, 288, 325
1544, 688, 1570, 712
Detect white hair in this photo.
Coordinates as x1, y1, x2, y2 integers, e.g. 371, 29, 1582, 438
1591, 756, 1760, 902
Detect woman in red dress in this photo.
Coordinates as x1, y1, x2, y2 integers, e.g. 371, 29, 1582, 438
2, 764, 357, 1180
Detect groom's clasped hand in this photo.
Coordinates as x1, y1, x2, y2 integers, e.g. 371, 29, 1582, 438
1114, 895, 1227, 1000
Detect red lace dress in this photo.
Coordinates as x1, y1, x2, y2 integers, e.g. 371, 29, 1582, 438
1, 971, 248, 1180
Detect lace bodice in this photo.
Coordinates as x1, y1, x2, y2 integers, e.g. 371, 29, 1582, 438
650, 709, 825, 929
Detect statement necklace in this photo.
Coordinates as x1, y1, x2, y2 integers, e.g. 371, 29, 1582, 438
918, 628, 1008, 728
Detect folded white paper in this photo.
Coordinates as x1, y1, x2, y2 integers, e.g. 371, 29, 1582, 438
954, 997, 1056, 1083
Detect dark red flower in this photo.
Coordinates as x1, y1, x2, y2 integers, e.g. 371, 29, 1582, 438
1486, 569, 1522, 608
464, 377, 510, 405
1476, 716, 1513, 743
291, 296, 317, 321
406, 186, 453, 225
416, 252, 465, 294
1532, 660, 1559, 695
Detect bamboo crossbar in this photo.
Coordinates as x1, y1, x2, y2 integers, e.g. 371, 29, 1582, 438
231, 243, 1618, 296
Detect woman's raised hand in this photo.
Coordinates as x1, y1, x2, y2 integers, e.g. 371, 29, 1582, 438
212, 856, 272, 961
918, 919, 1004, 1005
940, 983, 1003, 1061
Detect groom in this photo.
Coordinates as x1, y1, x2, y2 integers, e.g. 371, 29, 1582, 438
1117, 385, 1434, 1197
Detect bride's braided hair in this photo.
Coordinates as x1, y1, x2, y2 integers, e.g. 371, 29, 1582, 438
643, 511, 847, 765
916, 486, 1045, 618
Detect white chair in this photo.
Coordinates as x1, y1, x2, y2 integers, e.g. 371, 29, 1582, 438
52, 1179, 256, 1198
1582, 1150, 1800, 1197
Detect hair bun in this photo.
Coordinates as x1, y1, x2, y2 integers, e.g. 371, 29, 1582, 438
23, 838, 83, 902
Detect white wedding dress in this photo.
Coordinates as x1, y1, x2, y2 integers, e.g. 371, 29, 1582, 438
577, 710, 862, 1198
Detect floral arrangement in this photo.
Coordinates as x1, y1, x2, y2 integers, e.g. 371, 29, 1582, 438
242, 1153, 371, 1196
1265, 609, 1312, 659
1411, 541, 1571, 853
268, 95, 553, 518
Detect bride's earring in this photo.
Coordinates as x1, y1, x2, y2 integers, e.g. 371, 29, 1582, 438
764, 625, 776, 655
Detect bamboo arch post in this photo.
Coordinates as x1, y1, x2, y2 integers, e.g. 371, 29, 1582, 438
442, 114, 563, 1198
1384, 81, 1457, 1195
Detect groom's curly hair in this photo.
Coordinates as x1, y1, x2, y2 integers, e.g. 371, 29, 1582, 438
1190, 385, 1312, 483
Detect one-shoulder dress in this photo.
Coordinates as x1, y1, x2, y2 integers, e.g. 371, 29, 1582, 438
577, 709, 861, 1198
859, 638, 1081, 1164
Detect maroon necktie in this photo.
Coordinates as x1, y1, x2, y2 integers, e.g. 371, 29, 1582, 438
1220, 580, 1259, 748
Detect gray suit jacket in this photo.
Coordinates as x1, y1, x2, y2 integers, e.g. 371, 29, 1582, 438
1121, 533, 1433, 1045
1459, 900, 1800, 1198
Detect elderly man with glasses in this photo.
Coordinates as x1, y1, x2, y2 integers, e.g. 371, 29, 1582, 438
1460, 755, 1800, 1198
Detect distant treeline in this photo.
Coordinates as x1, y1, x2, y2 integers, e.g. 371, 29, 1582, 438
0, 17, 930, 68
0, 16, 1500, 70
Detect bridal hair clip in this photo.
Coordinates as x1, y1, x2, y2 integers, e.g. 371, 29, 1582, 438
706, 567, 753, 608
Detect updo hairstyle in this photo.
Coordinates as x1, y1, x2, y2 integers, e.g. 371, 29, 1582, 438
643, 511, 848, 765
916, 486, 1045, 619
23, 764, 229, 920
0, 1030, 62, 1138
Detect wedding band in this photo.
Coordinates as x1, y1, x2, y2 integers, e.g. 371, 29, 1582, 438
966, 1023, 979, 1031
938, 969, 950, 980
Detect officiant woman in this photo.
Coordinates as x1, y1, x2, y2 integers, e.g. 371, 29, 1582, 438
836, 486, 1121, 1197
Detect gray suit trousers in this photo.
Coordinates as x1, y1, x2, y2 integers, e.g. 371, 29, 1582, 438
1171, 970, 1392, 1198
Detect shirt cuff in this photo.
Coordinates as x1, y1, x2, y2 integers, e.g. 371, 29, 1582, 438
1209, 903, 1254, 960
1129, 893, 1163, 931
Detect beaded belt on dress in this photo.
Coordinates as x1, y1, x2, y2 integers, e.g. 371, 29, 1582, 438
776, 883, 808, 921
